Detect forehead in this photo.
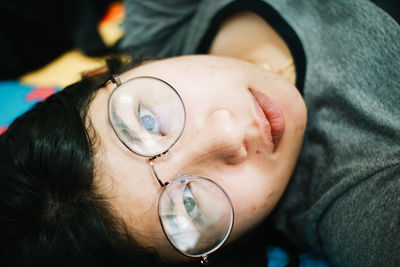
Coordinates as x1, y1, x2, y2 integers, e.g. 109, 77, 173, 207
113, 55, 250, 87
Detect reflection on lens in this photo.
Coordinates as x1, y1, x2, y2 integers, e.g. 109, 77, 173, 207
158, 176, 234, 258
108, 76, 186, 157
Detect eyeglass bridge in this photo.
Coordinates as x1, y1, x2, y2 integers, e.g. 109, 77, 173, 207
149, 152, 171, 187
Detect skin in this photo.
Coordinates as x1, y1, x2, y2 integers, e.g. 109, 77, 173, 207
88, 55, 307, 262
209, 11, 297, 84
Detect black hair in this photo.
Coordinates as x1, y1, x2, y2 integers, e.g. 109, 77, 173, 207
0, 56, 299, 267
0, 57, 162, 266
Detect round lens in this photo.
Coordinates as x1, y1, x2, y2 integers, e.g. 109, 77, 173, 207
158, 176, 234, 258
108, 76, 186, 157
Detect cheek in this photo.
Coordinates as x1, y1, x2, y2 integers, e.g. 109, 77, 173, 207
212, 163, 288, 241
110, 177, 181, 258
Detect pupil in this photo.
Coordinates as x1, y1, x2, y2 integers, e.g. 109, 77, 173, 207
140, 115, 155, 131
184, 197, 195, 212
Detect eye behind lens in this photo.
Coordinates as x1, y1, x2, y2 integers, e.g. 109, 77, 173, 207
158, 176, 234, 258
108, 76, 186, 157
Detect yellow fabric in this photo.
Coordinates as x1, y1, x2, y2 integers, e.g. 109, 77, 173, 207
20, 50, 105, 88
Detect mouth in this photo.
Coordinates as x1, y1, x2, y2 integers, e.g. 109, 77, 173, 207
249, 89, 286, 151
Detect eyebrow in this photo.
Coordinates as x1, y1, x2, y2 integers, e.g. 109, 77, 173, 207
110, 111, 143, 145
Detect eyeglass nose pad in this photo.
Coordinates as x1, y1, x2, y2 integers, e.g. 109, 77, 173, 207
174, 174, 190, 179
162, 151, 171, 160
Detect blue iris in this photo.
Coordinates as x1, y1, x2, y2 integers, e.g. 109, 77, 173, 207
139, 114, 156, 131
138, 104, 161, 134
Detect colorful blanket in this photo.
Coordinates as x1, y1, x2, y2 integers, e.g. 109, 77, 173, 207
0, 81, 58, 134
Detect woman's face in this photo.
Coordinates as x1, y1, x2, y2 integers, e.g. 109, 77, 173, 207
89, 55, 307, 261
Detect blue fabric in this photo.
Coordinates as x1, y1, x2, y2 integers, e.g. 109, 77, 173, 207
266, 246, 332, 267
0, 81, 58, 134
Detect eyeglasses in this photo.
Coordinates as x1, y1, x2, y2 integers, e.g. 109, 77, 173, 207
107, 75, 234, 264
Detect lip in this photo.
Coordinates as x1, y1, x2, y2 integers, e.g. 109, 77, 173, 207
249, 89, 286, 151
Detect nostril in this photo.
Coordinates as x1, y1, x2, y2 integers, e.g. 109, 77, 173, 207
224, 142, 248, 165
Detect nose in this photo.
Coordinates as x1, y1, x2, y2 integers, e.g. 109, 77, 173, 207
190, 108, 247, 165
152, 108, 248, 184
